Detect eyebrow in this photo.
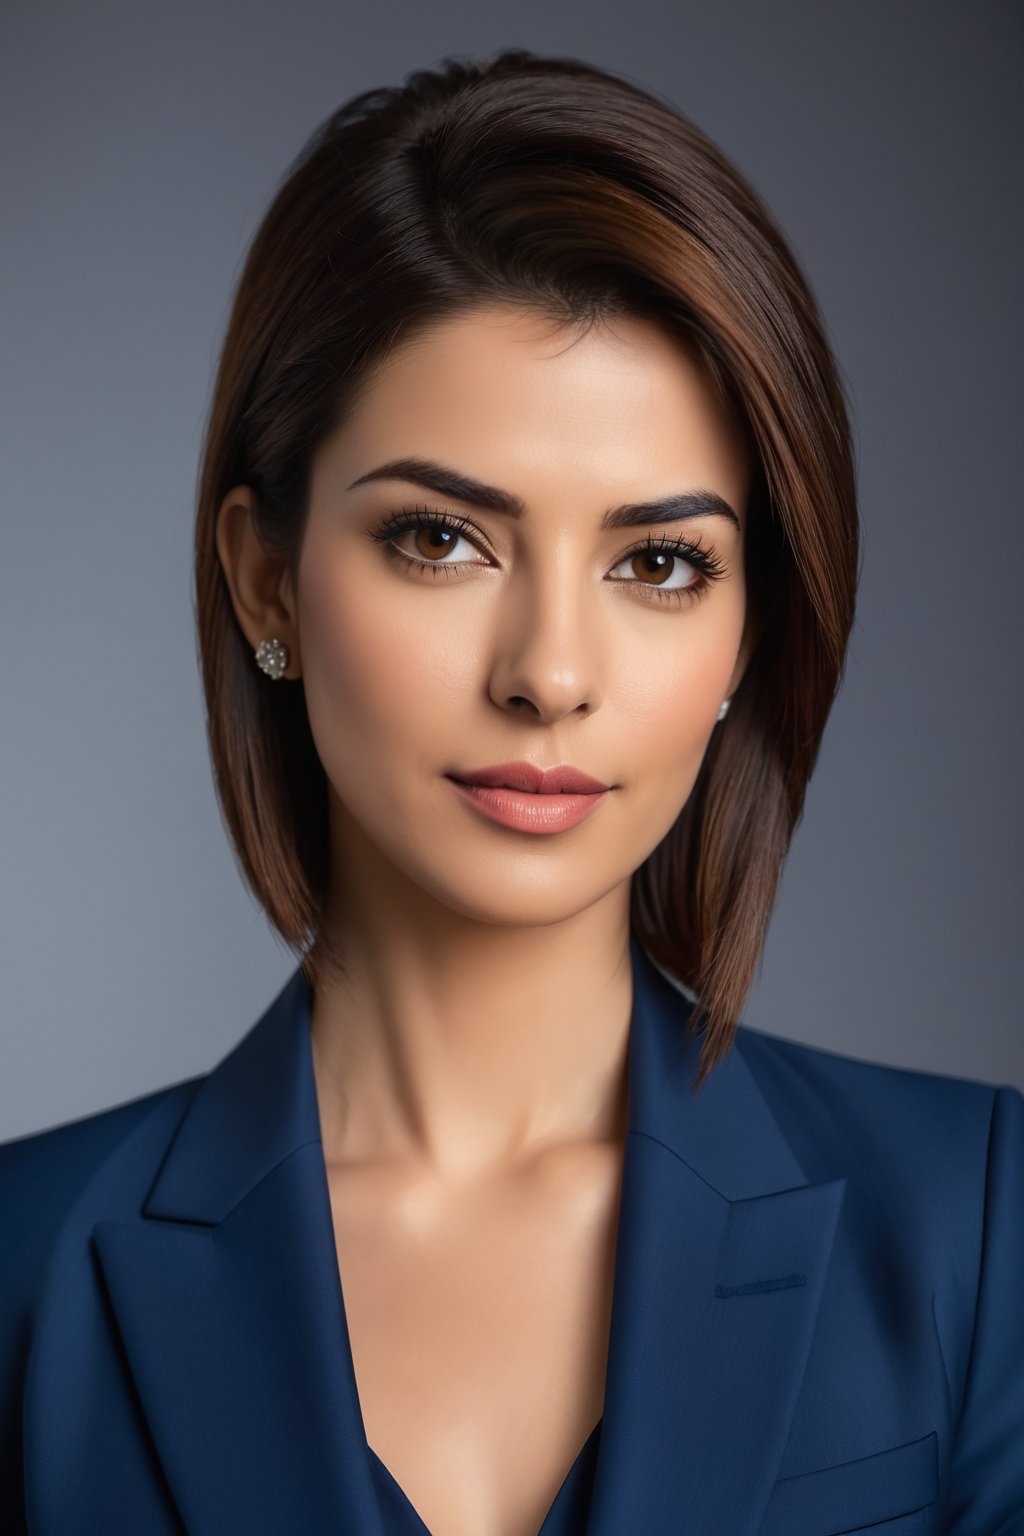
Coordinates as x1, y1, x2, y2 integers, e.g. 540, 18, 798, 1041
346, 456, 742, 532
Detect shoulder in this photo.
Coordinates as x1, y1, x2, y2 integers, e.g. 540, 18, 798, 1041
732, 1019, 1022, 1295
0, 1076, 205, 1344
0, 1073, 206, 1229
733, 1019, 1008, 1155
0, 1074, 204, 1194
733, 1019, 1017, 1199
733, 1024, 1024, 1510
0, 1076, 207, 1517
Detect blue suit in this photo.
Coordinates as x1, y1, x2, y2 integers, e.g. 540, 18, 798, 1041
2, 934, 1022, 1534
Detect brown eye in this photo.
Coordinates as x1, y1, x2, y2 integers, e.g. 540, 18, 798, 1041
392, 521, 488, 566
611, 548, 698, 592
411, 525, 460, 561
369, 508, 725, 605
634, 551, 674, 586
369, 506, 494, 572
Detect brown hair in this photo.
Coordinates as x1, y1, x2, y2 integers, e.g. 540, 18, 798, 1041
194, 48, 859, 1093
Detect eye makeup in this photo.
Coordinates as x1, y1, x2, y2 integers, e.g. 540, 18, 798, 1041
364, 503, 730, 607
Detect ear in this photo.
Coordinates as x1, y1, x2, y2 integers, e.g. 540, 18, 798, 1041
215, 485, 301, 679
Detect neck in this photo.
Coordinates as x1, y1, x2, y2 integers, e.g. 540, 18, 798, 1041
309, 875, 634, 1182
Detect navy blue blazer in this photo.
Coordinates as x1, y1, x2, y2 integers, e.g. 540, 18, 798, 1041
2, 935, 1022, 1535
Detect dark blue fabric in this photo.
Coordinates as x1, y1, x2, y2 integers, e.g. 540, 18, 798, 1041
1, 933, 1022, 1534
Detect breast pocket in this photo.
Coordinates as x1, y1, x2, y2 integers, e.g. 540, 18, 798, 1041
758, 1430, 939, 1536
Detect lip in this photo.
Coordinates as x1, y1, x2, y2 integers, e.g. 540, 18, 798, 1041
448, 762, 611, 794
448, 779, 610, 834
445, 762, 612, 836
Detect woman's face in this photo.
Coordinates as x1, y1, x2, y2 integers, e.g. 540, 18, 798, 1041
290, 304, 753, 929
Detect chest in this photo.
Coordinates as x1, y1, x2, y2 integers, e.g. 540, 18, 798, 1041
325, 1143, 624, 1536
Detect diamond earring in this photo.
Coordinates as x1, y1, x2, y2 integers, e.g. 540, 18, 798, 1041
254, 637, 290, 680
716, 698, 731, 722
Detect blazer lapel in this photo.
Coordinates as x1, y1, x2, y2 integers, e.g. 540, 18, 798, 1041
585, 934, 846, 1535
93, 937, 844, 1536
93, 969, 386, 1535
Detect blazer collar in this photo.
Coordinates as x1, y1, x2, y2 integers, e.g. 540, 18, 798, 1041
94, 934, 845, 1536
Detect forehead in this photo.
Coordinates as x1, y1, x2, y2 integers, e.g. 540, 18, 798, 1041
319, 304, 752, 527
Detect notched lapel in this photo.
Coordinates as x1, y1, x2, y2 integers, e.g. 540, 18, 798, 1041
91, 943, 845, 1536
585, 941, 847, 1536
92, 972, 385, 1536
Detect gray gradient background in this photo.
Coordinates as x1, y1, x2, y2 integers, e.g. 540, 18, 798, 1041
2, 1, 1021, 1141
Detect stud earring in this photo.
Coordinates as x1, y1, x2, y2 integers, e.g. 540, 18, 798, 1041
716, 698, 731, 722
254, 637, 290, 680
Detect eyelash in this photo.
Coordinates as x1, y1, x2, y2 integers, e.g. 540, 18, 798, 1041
365, 504, 728, 607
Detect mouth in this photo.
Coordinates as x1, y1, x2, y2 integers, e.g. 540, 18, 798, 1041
447, 761, 611, 795
445, 763, 612, 835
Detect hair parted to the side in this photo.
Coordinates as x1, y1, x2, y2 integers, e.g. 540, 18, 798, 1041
194, 47, 859, 1095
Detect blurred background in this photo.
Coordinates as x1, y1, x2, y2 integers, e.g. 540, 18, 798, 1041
2, 0, 1021, 1139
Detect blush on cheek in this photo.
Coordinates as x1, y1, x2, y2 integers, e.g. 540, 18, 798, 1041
645, 592, 745, 734
299, 571, 469, 816
618, 645, 735, 748
306, 593, 410, 737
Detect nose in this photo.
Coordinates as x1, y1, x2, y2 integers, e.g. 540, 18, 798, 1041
486, 556, 603, 723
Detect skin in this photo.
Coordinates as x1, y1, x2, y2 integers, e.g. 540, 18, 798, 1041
216, 303, 754, 1536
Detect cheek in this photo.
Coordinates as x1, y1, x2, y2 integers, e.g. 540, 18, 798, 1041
617, 586, 746, 779
296, 558, 469, 780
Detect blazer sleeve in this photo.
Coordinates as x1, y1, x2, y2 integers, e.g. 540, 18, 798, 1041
0, 1091, 181, 1530
947, 1083, 1024, 1532
0, 1131, 71, 1533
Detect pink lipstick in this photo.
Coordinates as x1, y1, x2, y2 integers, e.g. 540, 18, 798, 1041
446, 761, 612, 834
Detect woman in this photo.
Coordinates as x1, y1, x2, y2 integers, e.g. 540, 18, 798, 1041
2, 47, 1021, 1536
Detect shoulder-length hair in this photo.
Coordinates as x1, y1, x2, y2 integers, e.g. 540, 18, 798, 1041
194, 48, 858, 1093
